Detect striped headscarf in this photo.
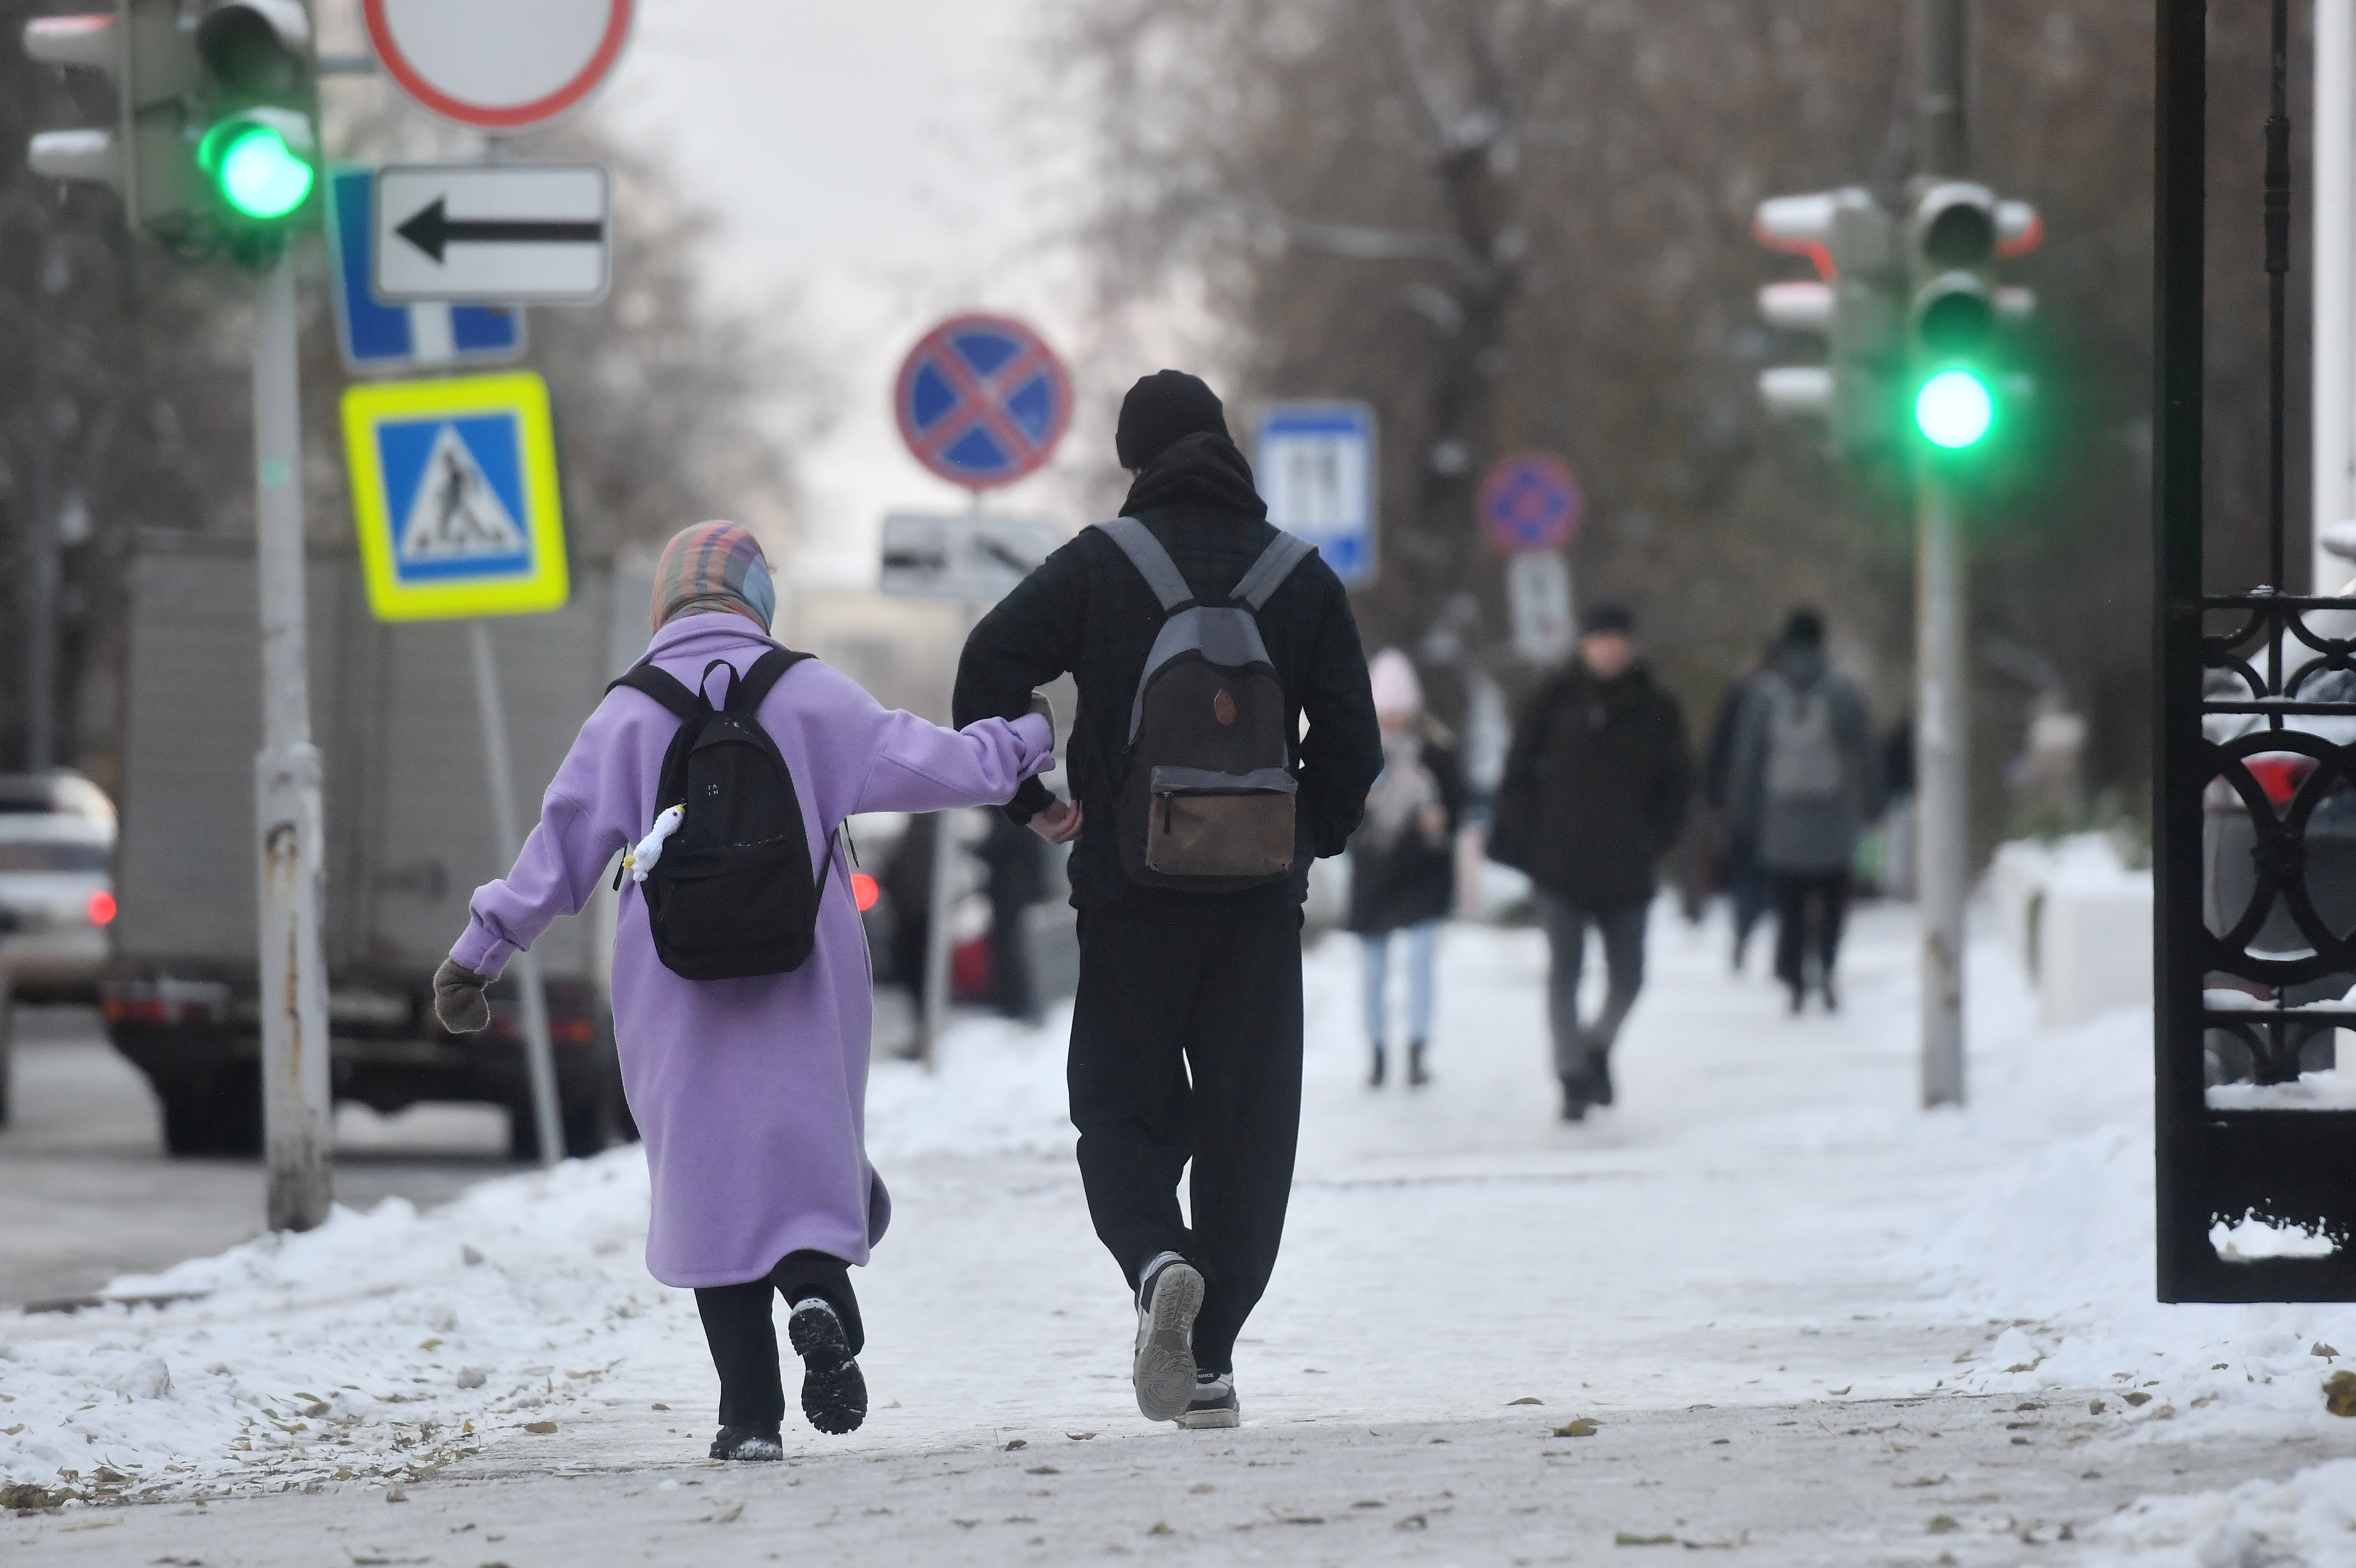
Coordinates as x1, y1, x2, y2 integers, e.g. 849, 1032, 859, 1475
650, 521, 777, 634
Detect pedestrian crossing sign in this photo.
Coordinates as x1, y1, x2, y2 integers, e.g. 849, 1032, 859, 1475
340, 371, 569, 622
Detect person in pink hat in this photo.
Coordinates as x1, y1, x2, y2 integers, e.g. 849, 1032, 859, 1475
1345, 649, 1466, 1088
432, 520, 1057, 1463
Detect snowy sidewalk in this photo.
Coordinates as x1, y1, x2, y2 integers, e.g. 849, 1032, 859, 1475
8, 902, 2356, 1562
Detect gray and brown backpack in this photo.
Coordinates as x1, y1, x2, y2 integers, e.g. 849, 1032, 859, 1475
1097, 516, 1316, 892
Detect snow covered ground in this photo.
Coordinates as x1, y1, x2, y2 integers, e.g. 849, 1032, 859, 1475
7, 898, 2356, 1562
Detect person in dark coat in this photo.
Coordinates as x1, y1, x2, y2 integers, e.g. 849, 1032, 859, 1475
1346, 649, 1466, 1090
1704, 642, 1778, 972
950, 370, 1382, 1432
976, 810, 1049, 1024
1490, 602, 1693, 1122
1730, 608, 1879, 1013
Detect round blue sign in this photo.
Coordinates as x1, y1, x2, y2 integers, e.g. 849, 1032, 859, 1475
894, 314, 1072, 491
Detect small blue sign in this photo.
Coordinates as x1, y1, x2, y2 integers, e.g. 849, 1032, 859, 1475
1256, 402, 1378, 585
327, 167, 525, 376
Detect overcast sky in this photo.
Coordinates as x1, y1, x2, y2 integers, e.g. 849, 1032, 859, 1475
594, 1, 1093, 586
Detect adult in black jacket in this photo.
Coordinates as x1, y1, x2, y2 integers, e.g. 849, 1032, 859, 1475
1490, 603, 1693, 1121
952, 370, 1381, 1432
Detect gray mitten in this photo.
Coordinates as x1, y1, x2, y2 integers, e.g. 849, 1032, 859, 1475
433, 958, 493, 1034
1027, 689, 1057, 751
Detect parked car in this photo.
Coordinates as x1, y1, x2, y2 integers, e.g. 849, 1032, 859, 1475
0, 770, 117, 1005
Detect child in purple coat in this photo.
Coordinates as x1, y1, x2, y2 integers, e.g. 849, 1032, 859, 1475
433, 521, 1055, 1461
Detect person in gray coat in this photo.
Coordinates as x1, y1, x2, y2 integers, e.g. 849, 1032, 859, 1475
1730, 608, 1879, 1013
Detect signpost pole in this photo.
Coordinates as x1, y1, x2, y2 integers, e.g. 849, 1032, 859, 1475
469, 618, 566, 1166
253, 246, 334, 1232
1915, 0, 1970, 1108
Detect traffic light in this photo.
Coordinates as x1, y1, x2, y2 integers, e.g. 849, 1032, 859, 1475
23, 0, 203, 238
1900, 181, 2039, 454
1753, 187, 1904, 458
21, 0, 316, 263
192, 0, 318, 253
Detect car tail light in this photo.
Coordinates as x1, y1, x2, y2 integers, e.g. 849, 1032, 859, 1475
87, 890, 116, 926
2247, 755, 2316, 807
853, 872, 880, 913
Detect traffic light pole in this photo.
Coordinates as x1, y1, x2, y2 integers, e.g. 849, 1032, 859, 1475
1916, 0, 1970, 1107
252, 244, 334, 1230
1917, 470, 1968, 1105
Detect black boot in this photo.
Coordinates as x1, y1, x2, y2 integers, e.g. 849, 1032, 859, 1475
1407, 1041, 1430, 1087
709, 1423, 783, 1461
787, 1298, 867, 1435
1368, 1043, 1386, 1088
1559, 1076, 1588, 1122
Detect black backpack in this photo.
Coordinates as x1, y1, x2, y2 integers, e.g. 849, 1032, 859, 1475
1097, 516, 1317, 892
605, 647, 833, 980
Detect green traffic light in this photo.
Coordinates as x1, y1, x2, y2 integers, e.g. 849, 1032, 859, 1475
1914, 368, 1994, 449
199, 118, 313, 220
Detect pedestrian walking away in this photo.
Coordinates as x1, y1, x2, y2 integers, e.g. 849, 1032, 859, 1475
1489, 602, 1692, 1122
1704, 641, 1777, 972
1347, 649, 1466, 1090
952, 369, 1381, 1432
431, 521, 1056, 1463
1729, 608, 1879, 1014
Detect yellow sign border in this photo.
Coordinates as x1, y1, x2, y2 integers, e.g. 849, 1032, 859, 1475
340, 370, 569, 622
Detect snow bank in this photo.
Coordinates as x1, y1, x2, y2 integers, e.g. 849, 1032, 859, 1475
0, 1153, 682, 1502
1909, 961, 2356, 1444
2078, 1459, 2356, 1565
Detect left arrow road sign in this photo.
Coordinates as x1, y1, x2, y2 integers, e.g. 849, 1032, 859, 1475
373, 164, 610, 304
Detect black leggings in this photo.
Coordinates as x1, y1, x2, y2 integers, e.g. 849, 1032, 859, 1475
692, 1250, 863, 1428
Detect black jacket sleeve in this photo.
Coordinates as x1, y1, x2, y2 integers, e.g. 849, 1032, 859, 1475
1648, 693, 1696, 856
951, 542, 1089, 823
1295, 573, 1382, 858
1488, 678, 1557, 870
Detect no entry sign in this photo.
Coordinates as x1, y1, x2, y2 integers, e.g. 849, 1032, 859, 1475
894, 315, 1072, 491
365, 0, 634, 132
1478, 451, 1583, 555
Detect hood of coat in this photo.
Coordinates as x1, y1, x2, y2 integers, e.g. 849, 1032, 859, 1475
1774, 641, 1828, 690
636, 612, 782, 698
1119, 430, 1269, 521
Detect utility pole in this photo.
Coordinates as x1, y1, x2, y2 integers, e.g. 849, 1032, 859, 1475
251, 246, 333, 1229
24, 203, 61, 772
1914, 0, 1971, 1108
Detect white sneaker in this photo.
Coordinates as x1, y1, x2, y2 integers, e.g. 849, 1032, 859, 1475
1175, 1369, 1240, 1429
1131, 1252, 1203, 1423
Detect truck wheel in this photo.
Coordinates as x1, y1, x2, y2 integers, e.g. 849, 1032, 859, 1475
160, 1079, 218, 1156
561, 1078, 618, 1160
209, 1064, 263, 1158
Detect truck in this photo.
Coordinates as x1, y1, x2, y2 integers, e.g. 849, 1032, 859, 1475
102, 532, 651, 1160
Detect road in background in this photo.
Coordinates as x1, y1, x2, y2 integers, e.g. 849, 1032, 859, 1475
0, 1007, 507, 1308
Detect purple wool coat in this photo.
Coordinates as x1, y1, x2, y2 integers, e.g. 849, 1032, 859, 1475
449, 614, 1055, 1288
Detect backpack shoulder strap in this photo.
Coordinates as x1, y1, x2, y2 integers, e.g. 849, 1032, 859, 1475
1231, 530, 1317, 612
1094, 517, 1195, 612
729, 646, 817, 715
606, 662, 701, 720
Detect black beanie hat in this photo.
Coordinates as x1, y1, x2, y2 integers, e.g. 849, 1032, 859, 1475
1783, 607, 1825, 645
1115, 370, 1229, 470
1582, 602, 1634, 637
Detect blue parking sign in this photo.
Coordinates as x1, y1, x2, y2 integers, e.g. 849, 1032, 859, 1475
1256, 402, 1378, 585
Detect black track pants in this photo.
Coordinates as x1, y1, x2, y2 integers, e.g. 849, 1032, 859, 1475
1068, 899, 1306, 1376
692, 1250, 863, 1428
1770, 870, 1851, 994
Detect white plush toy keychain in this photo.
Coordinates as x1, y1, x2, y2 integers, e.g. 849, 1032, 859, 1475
624, 804, 686, 884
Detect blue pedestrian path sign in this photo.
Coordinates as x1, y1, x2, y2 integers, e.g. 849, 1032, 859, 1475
894, 314, 1072, 491
339, 372, 569, 622
327, 167, 525, 377
1256, 401, 1378, 585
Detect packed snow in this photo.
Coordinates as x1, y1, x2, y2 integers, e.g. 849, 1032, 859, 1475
7, 889, 2356, 1545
